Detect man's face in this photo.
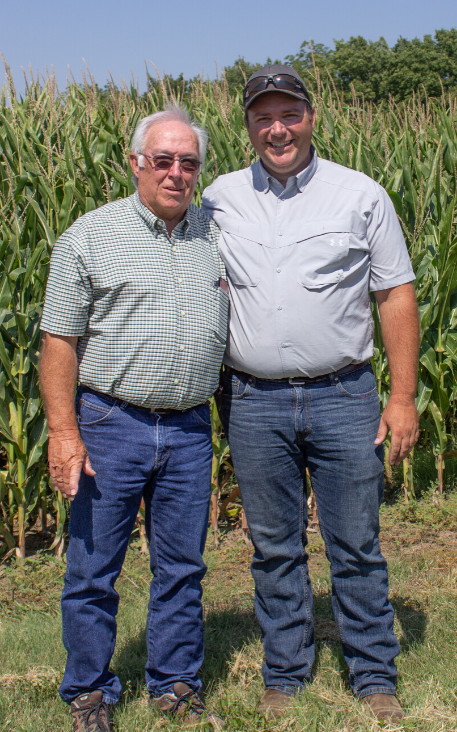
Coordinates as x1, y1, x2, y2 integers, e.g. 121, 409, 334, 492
246, 92, 315, 182
129, 121, 200, 222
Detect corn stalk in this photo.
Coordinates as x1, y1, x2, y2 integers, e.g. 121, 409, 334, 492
0, 62, 456, 554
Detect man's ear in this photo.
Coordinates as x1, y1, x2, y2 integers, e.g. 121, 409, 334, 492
311, 107, 316, 129
129, 152, 140, 178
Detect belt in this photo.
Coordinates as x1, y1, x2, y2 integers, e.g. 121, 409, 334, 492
226, 361, 369, 386
79, 385, 175, 414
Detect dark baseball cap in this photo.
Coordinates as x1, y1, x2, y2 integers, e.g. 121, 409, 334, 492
243, 64, 311, 111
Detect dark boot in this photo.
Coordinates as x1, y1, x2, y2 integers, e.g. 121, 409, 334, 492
257, 688, 295, 719
362, 693, 404, 722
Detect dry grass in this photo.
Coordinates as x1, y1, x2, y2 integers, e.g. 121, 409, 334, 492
0, 666, 60, 690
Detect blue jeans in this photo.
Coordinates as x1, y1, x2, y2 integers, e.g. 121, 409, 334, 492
59, 387, 213, 704
221, 364, 399, 698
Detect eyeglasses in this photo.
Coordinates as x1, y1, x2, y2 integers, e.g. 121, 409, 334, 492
141, 153, 202, 173
244, 74, 310, 106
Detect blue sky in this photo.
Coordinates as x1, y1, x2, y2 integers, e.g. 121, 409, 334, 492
1, 0, 456, 92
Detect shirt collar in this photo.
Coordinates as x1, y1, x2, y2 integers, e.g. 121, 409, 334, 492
131, 191, 190, 236
256, 144, 318, 194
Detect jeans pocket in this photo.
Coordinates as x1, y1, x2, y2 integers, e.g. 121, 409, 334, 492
336, 366, 377, 398
190, 403, 212, 428
78, 397, 117, 426
224, 371, 252, 399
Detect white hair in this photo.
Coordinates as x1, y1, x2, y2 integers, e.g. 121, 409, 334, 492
130, 105, 208, 188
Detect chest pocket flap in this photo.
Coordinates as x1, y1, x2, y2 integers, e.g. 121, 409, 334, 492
218, 217, 266, 287
295, 219, 368, 290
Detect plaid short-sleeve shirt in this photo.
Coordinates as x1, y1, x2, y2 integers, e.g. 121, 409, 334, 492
41, 192, 229, 410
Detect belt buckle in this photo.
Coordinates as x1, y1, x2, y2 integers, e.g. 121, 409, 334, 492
289, 377, 309, 385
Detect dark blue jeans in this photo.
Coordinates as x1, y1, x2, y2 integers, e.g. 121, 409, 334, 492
221, 364, 399, 699
59, 387, 213, 705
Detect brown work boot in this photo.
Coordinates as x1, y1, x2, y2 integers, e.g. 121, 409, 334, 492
149, 682, 224, 729
71, 690, 112, 731
257, 688, 294, 719
362, 693, 404, 722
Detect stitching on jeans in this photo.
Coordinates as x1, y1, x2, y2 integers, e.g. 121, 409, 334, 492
294, 384, 312, 667
317, 516, 345, 642
304, 385, 311, 437
78, 402, 117, 426
318, 514, 358, 683
79, 399, 114, 414
292, 384, 300, 435
155, 418, 170, 467
299, 459, 312, 667
147, 505, 161, 682
335, 368, 377, 399
358, 686, 396, 698
336, 382, 378, 399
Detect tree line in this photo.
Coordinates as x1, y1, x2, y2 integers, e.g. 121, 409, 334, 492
143, 28, 457, 105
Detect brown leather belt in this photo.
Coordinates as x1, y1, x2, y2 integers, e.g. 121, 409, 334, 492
226, 361, 370, 386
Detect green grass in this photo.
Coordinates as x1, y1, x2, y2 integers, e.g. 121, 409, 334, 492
1, 494, 457, 731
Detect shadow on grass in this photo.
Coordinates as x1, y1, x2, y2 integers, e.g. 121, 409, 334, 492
201, 602, 261, 690
113, 602, 261, 701
392, 595, 428, 650
113, 591, 427, 703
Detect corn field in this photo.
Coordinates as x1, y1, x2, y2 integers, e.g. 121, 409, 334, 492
0, 60, 456, 558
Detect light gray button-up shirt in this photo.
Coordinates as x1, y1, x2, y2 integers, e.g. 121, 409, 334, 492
202, 149, 414, 379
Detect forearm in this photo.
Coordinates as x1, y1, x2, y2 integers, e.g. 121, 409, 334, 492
375, 283, 419, 400
40, 332, 95, 498
39, 332, 79, 433
374, 282, 420, 463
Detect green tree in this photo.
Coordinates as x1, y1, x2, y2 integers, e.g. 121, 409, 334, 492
285, 28, 457, 104
331, 36, 390, 101
384, 29, 457, 100
222, 57, 263, 90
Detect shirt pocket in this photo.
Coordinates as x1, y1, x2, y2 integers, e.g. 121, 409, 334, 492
295, 220, 361, 290
218, 218, 265, 287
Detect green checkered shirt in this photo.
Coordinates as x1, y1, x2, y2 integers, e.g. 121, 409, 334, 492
41, 192, 228, 410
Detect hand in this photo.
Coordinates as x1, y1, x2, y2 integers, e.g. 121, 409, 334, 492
48, 429, 96, 501
374, 395, 419, 465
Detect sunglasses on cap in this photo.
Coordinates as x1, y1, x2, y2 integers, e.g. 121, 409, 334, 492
244, 74, 310, 107
141, 153, 202, 173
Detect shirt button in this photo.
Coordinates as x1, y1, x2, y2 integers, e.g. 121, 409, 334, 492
173, 379, 179, 385
181, 311, 186, 317
278, 231, 283, 236
277, 306, 282, 311
281, 343, 287, 348
177, 277, 182, 283
172, 246, 177, 252
179, 345, 185, 351
276, 268, 281, 273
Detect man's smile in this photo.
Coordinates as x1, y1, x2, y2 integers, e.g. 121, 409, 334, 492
268, 140, 293, 150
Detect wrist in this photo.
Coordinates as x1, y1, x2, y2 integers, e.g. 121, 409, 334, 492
389, 392, 417, 405
48, 424, 80, 436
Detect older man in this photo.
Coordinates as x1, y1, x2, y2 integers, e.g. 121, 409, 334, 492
202, 65, 419, 723
40, 106, 227, 731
